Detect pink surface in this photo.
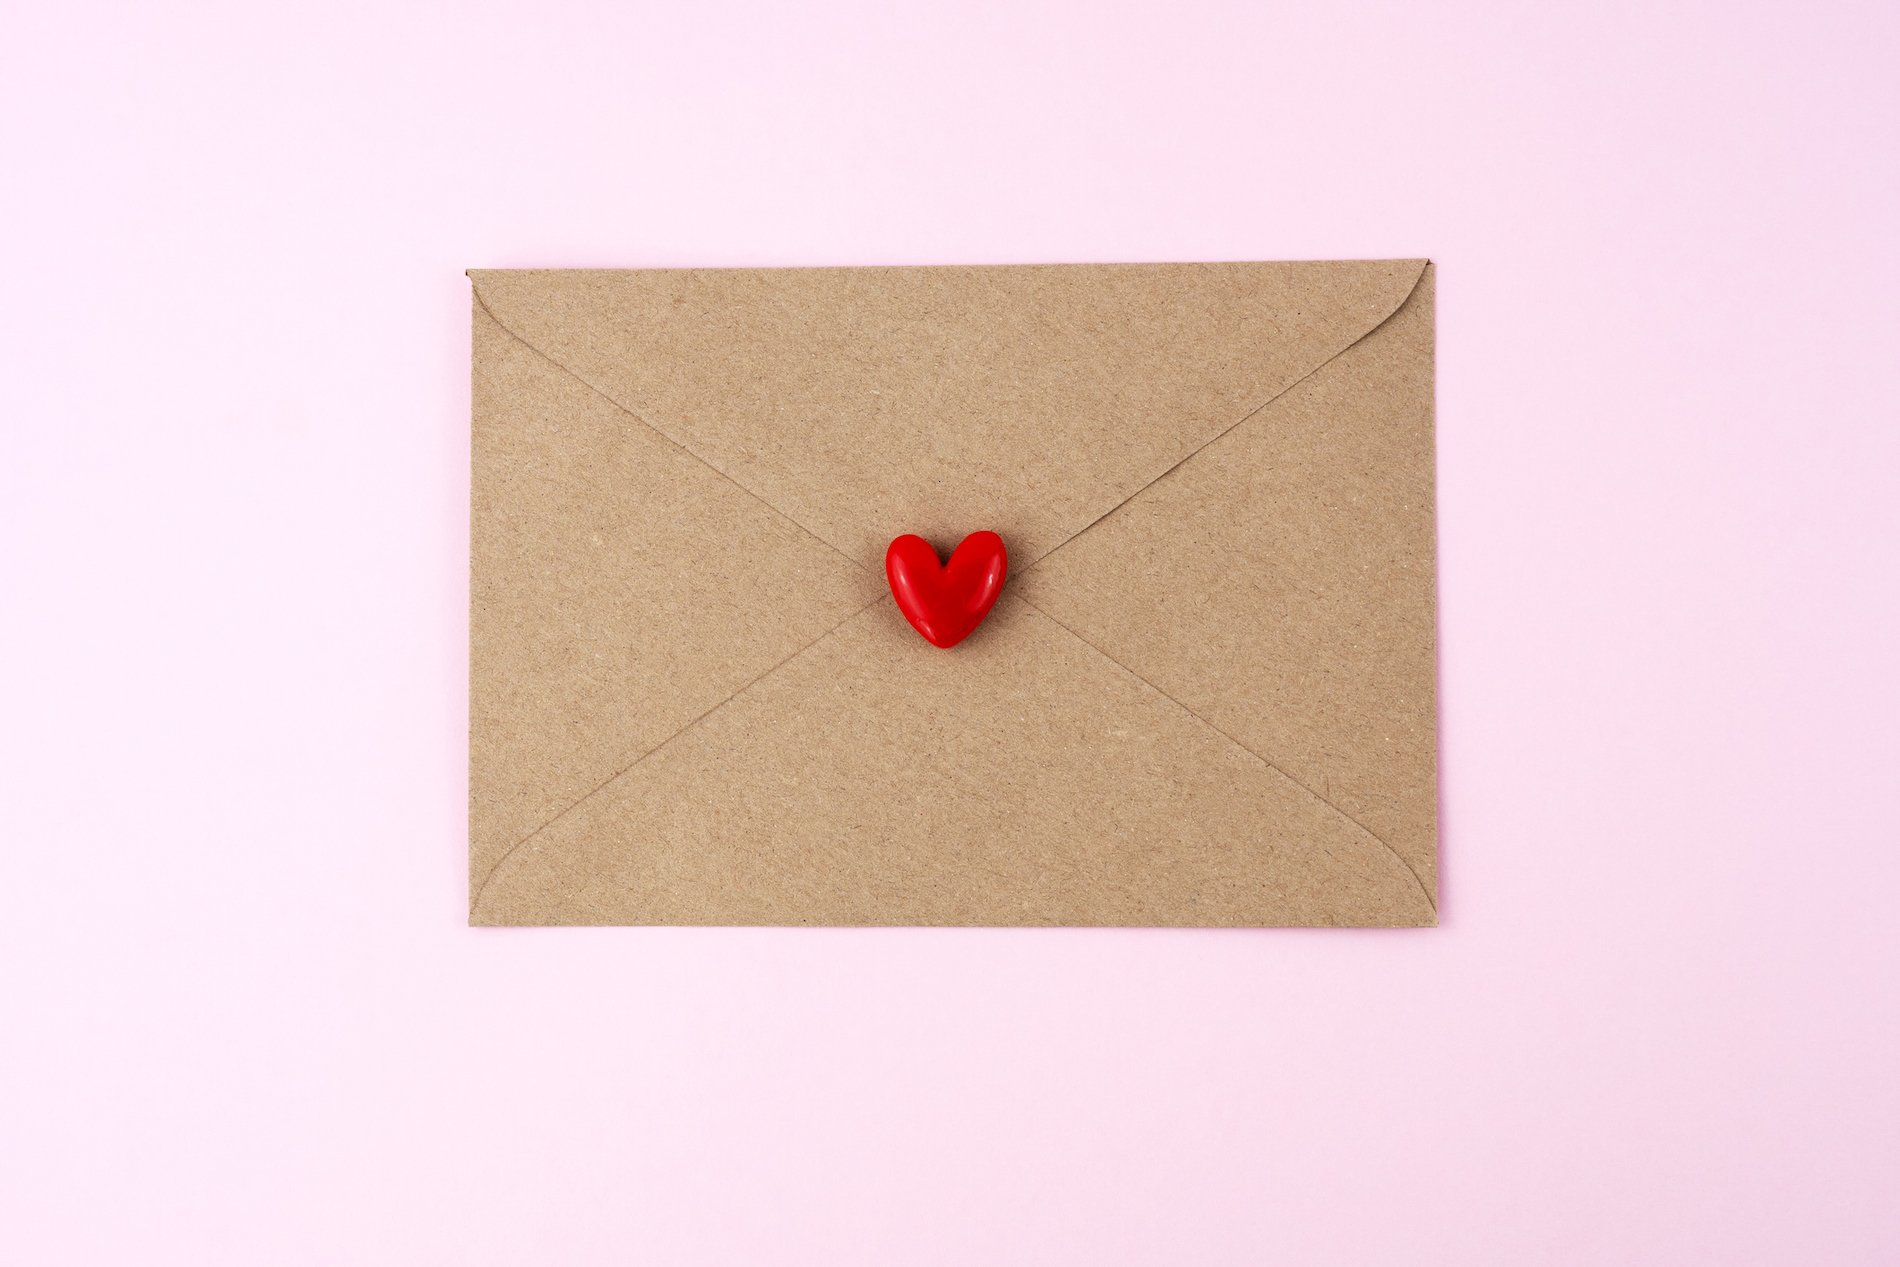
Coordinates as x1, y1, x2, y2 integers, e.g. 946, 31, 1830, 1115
4, 1, 1897, 1262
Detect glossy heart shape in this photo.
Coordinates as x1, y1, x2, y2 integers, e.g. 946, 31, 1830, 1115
885, 531, 1008, 648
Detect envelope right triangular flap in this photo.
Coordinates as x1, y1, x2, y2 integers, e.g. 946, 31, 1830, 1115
1023, 264, 1438, 903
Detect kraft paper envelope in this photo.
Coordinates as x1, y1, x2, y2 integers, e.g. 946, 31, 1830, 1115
469, 260, 1437, 927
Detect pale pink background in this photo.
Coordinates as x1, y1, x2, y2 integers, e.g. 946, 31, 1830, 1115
4, 1, 1897, 1262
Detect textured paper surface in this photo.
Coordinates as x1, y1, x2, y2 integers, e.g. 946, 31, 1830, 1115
469, 260, 1437, 926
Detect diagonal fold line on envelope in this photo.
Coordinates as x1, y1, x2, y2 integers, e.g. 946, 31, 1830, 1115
472, 287, 876, 581
470, 591, 893, 913
1013, 594, 1437, 912
1020, 262, 1427, 575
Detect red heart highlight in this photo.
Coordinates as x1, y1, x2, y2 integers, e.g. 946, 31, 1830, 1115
884, 531, 1008, 648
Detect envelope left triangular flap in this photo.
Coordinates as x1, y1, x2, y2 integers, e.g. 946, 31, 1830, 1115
468, 261, 1425, 567
469, 304, 878, 895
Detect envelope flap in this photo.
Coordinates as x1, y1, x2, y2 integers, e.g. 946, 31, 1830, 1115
473, 596, 1436, 927
469, 260, 1426, 566
1019, 266, 1439, 897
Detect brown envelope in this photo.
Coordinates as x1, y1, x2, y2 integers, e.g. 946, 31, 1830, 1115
468, 260, 1437, 927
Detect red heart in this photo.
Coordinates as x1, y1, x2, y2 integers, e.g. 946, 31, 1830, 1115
885, 531, 1009, 648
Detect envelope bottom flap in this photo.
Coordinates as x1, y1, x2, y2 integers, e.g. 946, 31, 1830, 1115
472, 598, 1435, 927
